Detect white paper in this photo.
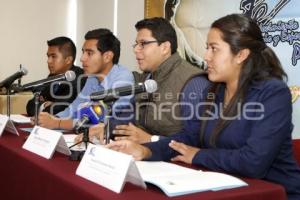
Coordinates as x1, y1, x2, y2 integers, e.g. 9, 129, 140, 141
135, 161, 248, 197
20, 127, 67, 133
63, 134, 85, 151
9, 114, 31, 124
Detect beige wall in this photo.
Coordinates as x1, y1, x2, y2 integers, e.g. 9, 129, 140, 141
0, 0, 144, 84
76, 0, 114, 66
0, 93, 33, 114
0, 0, 71, 84
118, 0, 144, 71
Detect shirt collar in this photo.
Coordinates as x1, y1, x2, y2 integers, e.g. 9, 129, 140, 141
87, 64, 118, 87
101, 64, 119, 87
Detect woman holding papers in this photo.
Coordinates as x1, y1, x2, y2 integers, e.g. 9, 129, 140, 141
107, 14, 300, 200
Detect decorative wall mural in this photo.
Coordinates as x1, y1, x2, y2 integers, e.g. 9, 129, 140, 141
145, 0, 300, 138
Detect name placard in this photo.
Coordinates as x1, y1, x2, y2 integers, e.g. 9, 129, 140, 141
76, 144, 146, 193
22, 126, 70, 159
0, 114, 19, 136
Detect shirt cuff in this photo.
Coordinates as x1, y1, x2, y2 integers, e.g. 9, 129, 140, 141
192, 148, 214, 166
39, 102, 47, 112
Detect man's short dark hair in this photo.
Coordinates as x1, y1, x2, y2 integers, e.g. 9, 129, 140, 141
47, 36, 76, 64
135, 17, 177, 54
84, 28, 120, 64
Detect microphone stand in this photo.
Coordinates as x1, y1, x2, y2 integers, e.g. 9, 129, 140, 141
103, 99, 117, 144
33, 91, 41, 126
81, 128, 92, 149
68, 97, 117, 161
69, 126, 94, 150
5, 83, 18, 116
69, 127, 93, 161
6, 86, 12, 117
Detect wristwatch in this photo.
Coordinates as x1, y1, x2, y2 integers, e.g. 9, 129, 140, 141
150, 135, 160, 142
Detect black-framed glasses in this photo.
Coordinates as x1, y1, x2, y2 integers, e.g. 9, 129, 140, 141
132, 40, 159, 49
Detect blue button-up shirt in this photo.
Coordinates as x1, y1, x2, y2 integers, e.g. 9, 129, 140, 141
56, 64, 134, 119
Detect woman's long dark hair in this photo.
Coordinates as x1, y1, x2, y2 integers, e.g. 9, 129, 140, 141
200, 14, 287, 147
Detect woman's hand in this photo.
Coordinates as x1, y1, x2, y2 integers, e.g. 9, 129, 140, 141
169, 140, 200, 164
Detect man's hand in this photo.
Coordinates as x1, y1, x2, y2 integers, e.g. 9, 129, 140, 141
106, 140, 152, 160
36, 112, 59, 129
169, 140, 200, 164
113, 123, 152, 144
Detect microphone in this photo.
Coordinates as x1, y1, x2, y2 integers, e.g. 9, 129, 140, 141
90, 79, 158, 102
14, 70, 76, 92
0, 67, 28, 88
74, 102, 106, 133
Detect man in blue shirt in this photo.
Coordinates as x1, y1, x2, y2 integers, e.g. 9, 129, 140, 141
37, 28, 134, 131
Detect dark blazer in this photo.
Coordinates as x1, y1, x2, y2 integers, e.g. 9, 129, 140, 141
26, 65, 86, 116
145, 79, 300, 200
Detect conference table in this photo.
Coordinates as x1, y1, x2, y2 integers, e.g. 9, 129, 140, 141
0, 125, 287, 200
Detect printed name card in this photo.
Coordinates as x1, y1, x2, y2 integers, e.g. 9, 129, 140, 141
22, 126, 70, 159
76, 144, 146, 193
0, 114, 19, 136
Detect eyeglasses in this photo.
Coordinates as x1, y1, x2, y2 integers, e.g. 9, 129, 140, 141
132, 40, 159, 49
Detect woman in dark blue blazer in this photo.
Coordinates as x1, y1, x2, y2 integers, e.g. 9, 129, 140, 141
107, 14, 300, 200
